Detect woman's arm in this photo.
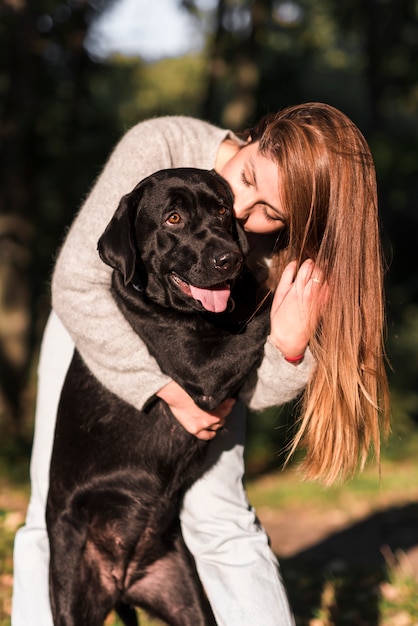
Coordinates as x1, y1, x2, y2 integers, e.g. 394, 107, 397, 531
52, 121, 176, 410
240, 340, 314, 410
241, 259, 326, 411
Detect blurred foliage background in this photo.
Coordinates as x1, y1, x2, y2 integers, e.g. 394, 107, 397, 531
0, 0, 417, 475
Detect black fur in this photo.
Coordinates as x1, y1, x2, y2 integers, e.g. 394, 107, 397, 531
47, 168, 271, 626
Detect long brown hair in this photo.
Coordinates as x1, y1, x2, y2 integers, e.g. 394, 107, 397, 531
250, 102, 390, 485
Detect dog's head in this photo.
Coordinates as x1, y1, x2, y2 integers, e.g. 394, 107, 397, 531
98, 168, 249, 313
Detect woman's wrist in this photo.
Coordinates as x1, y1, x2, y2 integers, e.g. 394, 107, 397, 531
267, 334, 307, 365
283, 353, 305, 364
156, 380, 184, 405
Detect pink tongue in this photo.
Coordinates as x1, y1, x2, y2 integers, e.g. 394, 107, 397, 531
190, 284, 231, 313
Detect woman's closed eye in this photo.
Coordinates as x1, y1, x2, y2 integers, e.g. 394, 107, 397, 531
240, 169, 252, 187
261, 205, 283, 223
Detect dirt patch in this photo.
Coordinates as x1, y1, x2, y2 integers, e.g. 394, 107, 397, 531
259, 499, 418, 579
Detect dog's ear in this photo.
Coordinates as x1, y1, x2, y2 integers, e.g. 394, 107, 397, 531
232, 219, 249, 257
98, 191, 145, 288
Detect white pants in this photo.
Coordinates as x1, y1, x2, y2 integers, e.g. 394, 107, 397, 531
12, 311, 294, 626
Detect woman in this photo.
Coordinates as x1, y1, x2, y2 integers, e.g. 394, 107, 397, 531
12, 102, 389, 625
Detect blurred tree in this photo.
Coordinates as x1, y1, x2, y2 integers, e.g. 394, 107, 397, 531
114, 53, 209, 124
0, 0, 139, 433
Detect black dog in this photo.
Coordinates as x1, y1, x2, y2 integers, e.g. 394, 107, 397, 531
47, 168, 271, 626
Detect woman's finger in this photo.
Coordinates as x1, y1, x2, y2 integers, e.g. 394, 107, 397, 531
194, 429, 218, 441
294, 258, 316, 288
272, 260, 297, 312
196, 418, 226, 441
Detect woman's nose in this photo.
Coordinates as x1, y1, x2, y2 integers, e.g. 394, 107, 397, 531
236, 216, 248, 231
233, 201, 251, 221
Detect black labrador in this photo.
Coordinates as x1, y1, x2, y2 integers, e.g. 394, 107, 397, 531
46, 168, 272, 626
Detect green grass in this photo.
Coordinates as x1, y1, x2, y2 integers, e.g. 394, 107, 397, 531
2, 453, 418, 625
246, 458, 418, 511
0, 516, 15, 625
105, 610, 162, 625
380, 565, 418, 624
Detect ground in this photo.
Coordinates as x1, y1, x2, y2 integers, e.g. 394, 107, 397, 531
2, 463, 418, 625
260, 498, 418, 578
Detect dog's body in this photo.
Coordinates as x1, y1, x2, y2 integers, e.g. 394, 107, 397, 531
47, 168, 271, 626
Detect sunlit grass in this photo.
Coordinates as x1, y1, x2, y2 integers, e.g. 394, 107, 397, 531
378, 547, 418, 624
0, 516, 14, 626
105, 609, 162, 625
246, 459, 418, 512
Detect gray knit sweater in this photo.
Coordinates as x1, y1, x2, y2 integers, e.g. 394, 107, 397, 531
52, 116, 313, 412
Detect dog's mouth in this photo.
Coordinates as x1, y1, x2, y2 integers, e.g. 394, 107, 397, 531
171, 273, 231, 313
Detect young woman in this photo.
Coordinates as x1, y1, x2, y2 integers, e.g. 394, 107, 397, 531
12, 102, 389, 626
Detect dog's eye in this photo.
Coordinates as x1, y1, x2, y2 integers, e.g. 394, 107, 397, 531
218, 207, 227, 216
166, 213, 182, 225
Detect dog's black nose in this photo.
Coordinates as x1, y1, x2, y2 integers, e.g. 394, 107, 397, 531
213, 251, 242, 272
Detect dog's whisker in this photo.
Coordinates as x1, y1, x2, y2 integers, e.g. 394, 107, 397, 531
238, 289, 273, 333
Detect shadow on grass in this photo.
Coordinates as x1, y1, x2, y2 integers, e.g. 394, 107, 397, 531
279, 502, 418, 625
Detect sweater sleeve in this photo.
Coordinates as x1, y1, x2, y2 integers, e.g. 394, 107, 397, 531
52, 120, 185, 410
240, 339, 315, 411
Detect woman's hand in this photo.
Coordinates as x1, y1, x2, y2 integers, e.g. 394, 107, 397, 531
269, 259, 328, 361
156, 380, 235, 441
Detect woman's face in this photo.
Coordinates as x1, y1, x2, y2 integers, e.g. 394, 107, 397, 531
220, 141, 287, 234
